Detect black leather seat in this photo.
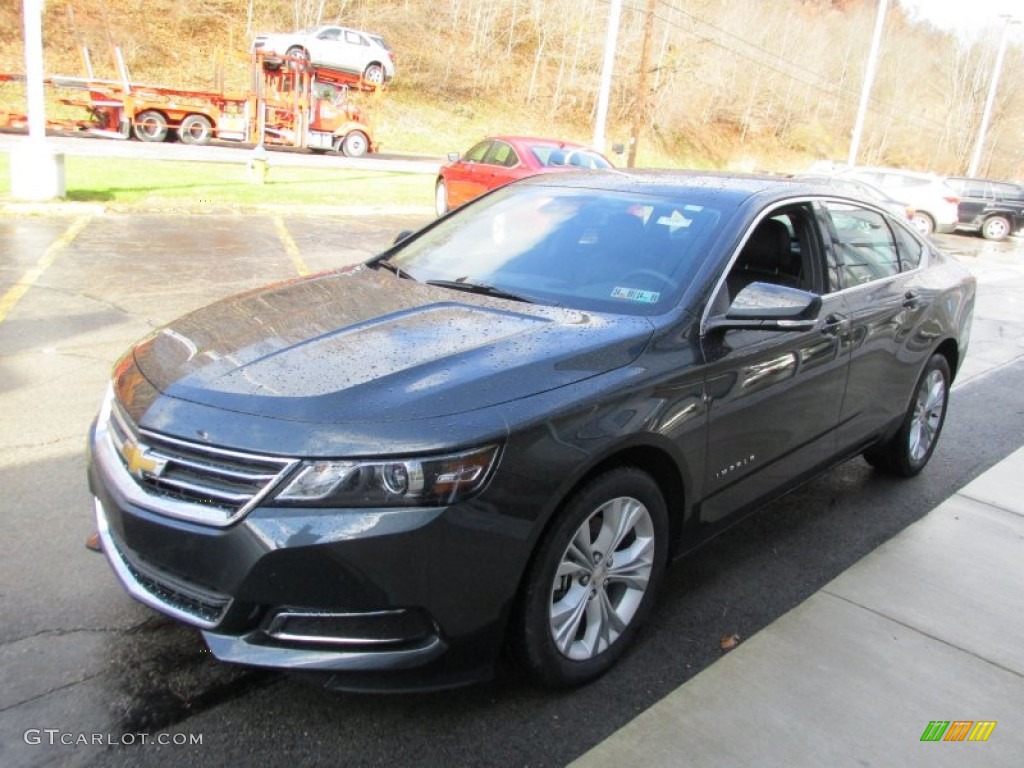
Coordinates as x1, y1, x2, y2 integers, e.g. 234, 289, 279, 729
727, 219, 801, 299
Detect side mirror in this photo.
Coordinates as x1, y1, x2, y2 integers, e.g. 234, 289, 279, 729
447, 152, 461, 162
706, 282, 821, 333
611, 143, 625, 155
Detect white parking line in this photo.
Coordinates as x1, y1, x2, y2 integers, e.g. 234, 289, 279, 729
0, 216, 92, 325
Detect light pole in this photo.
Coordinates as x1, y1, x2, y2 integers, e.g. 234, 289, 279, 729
847, 0, 888, 168
967, 15, 1019, 177
593, 0, 623, 153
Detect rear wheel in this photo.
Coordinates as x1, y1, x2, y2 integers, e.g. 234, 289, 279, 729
435, 179, 449, 216
133, 110, 168, 142
910, 211, 935, 237
286, 46, 310, 71
981, 215, 1011, 241
516, 467, 668, 688
363, 63, 385, 86
864, 354, 951, 477
178, 114, 213, 146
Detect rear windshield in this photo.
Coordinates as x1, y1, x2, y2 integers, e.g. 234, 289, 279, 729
530, 146, 612, 169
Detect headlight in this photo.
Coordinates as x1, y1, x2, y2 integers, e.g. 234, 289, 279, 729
273, 445, 501, 507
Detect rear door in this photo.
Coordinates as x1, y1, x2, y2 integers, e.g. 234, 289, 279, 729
698, 202, 853, 526
818, 201, 933, 449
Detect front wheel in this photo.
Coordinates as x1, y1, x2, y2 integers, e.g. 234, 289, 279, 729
338, 131, 369, 157
864, 354, 951, 477
434, 179, 449, 216
516, 467, 668, 688
981, 215, 1011, 241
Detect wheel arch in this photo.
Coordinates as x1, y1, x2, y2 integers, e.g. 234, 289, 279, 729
523, 438, 690, 572
934, 337, 960, 382
502, 437, 689, 666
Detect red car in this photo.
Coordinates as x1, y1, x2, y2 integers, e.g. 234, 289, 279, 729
435, 135, 612, 216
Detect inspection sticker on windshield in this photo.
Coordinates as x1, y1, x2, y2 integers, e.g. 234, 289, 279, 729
611, 287, 660, 304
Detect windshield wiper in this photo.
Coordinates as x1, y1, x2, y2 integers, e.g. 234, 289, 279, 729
425, 279, 536, 304
375, 258, 414, 279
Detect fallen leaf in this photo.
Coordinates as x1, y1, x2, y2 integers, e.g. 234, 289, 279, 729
720, 633, 741, 651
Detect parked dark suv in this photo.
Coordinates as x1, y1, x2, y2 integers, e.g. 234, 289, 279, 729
945, 176, 1024, 241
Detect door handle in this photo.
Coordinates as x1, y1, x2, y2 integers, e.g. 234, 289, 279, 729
902, 291, 921, 309
821, 314, 847, 337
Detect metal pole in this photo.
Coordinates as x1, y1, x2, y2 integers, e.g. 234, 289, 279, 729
967, 17, 1017, 177
593, 0, 623, 153
847, 0, 888, 167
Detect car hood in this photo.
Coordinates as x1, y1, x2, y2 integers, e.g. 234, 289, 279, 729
130, 266, 653, 424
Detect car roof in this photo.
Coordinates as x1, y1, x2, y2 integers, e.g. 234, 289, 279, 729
486, 136, 598, 150
515, 169, 843, 205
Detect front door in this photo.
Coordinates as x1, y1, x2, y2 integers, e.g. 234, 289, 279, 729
698, 203, 853, 527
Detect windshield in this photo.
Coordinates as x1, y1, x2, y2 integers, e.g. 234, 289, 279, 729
383, 185, 729, 316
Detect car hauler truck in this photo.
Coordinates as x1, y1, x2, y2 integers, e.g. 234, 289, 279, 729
0, 53, 378, 157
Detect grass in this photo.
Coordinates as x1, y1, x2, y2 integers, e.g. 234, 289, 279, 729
0, 153, 435, 210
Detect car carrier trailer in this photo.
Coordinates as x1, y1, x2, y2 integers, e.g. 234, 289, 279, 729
0, 53, 379, 157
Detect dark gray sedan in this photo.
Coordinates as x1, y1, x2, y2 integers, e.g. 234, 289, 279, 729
88, 171, 975, 690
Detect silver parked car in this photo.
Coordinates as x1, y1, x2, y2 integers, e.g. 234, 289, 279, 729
795, 174, 913, 221
837, 167, 959, 237
253, 25, 395, 85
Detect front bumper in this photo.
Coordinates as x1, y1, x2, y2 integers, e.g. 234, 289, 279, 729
89, 425, 531, 689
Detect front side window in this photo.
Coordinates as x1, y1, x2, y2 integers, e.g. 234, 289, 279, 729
384, 185, 731, 316
823, 203, 899, 287
715, 204, 822, 313
486, 142, 520, 168
464, 142, 491, 163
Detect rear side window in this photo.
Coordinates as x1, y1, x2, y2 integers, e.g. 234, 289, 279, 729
823, 203, 899, 286
890, 222, 924, 271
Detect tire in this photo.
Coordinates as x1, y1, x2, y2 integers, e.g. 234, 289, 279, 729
864, 354, 951, 477
178, 114, 213, 146
133, 110, 168, 142
516, 467, 668, 688
286, 46, 310, 71
981, 215, 1011, 242
339, 131, 369, 157
910, 211, 935, 237
435, 179, 449, 216
363, 63, 385, 86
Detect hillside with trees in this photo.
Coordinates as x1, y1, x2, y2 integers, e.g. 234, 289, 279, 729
1, 0, 1021, 178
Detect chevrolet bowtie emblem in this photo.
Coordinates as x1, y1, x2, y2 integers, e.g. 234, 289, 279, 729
120, 440, 167, 479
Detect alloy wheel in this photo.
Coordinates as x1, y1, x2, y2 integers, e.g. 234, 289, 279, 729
909, 368, 946, 462
548, 496, 655, 661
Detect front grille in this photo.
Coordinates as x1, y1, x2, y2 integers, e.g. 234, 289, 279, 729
105, 398, 299, 527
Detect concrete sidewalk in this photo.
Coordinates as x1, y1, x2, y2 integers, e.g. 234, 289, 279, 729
572, 446, 1024, 767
